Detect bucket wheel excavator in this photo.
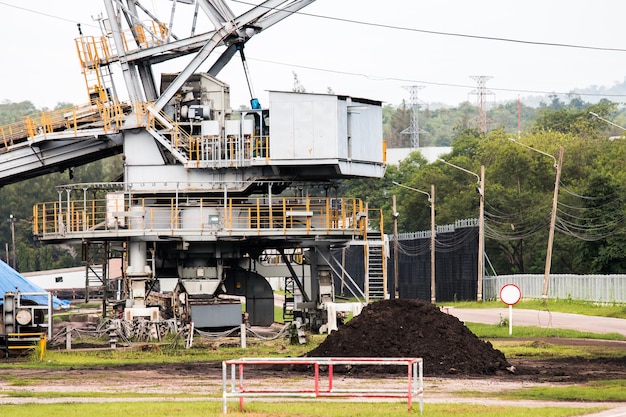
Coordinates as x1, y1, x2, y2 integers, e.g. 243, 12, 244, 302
1, 0, 388, 338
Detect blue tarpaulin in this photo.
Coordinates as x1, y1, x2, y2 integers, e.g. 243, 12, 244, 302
0, 260, 70, 309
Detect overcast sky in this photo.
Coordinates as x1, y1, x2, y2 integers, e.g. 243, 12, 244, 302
1, 0, 625, 110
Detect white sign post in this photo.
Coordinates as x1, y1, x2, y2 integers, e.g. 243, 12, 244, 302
499, 284, 522, 335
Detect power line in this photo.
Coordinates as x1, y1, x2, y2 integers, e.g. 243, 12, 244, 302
7, 0, 624, 55
248, 57, 626, 99
0, 1, 96, 27
232, 0, 626, 53
5, 0, 626, 102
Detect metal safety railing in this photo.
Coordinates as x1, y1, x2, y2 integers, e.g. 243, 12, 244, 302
187, 133, 270, 167
0, 333, 47, 360
0, 102, 131, 150
221, 357, 423, 414
75, 22, 168, 66
33, 193, 372, 239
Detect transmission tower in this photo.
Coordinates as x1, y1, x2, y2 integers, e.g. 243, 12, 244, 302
401, 85, 426, 148
469, 76, 494, 134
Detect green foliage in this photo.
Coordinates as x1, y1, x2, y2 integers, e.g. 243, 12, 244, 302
0, 101, 125, 272
0, 128, 123, 271
0, 100, 37, 123
572, 174, 626, 273
382, 99, 540, 147
0, 155, 124, 272
533, 100, 618, 139
383, 102, 411, 147
372, 96, 626, 274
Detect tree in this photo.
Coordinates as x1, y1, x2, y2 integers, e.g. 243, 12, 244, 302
0, 100, 37, 123
384, 102, 411, 148
470, 131, 568, 274
0, 155, 122, 271
533, 99, 618, 139
572, 174, 626, 273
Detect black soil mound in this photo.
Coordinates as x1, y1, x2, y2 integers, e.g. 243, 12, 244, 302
306, 299, 511, 376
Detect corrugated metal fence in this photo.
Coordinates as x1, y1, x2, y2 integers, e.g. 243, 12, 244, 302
484, 274, 626, 303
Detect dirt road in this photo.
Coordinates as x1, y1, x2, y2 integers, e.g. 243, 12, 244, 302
0, 359, 625, 416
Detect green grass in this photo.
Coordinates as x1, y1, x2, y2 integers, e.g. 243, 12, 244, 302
0, 401, 602, 417
10, 335, 622, 370
446, 299, 626, 318
499, 379, 626, 402
73, 302, 103, 309
2, 318, 621, 370
0, 334, 328, 369
466, 322, 625, 340
1, 390, 213, 399
491, 339, 626, 360
274, 305, 285, 323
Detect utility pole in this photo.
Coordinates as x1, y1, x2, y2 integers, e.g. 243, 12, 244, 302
477, 165, 485, 301
430, 184, 436, 304
392, 195, 399, 299
543, 146, 564, 304
509, 139, 564, 304
470, 76, 494, 134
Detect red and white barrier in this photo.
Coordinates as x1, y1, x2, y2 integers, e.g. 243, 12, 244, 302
221, 356, 423, 414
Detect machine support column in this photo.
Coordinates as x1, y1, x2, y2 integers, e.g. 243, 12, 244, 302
126, 241, 152, 308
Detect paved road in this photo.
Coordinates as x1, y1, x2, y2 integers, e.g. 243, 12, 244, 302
275, 294, 626, 336
442, 307, 626, 336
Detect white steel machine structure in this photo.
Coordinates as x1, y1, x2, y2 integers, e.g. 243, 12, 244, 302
2, 0, 387, 332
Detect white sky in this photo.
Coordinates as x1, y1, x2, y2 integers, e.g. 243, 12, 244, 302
1, 0, 625, 110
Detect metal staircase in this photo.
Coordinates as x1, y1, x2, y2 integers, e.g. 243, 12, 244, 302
365, 236, 387, 302
283, 276, 296, 323
83, 241, 109, 302
144, 105, 192, 164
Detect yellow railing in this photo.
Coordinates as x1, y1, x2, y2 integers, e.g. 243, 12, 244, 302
252, 134, 270, 159
187, 133, 270, 166
5, 333, 47, 360
75, 35, 111, 69
0, 100, 244, 162
75, 35, 112, 106
123, 22, 169, 52
0, 102, 132, 150
368, 208, 385, 239
139, 103, 193, 152
75, 23, 167, 66
33, 196, 372, 238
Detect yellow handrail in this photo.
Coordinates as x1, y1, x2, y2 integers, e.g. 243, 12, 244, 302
0, 101, 132, 151
33, 196, 380, 239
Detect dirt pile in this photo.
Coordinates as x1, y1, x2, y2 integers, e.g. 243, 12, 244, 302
306, 299, 511, 376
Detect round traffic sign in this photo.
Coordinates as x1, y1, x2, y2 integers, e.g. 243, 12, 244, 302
500, 284, 522, 306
